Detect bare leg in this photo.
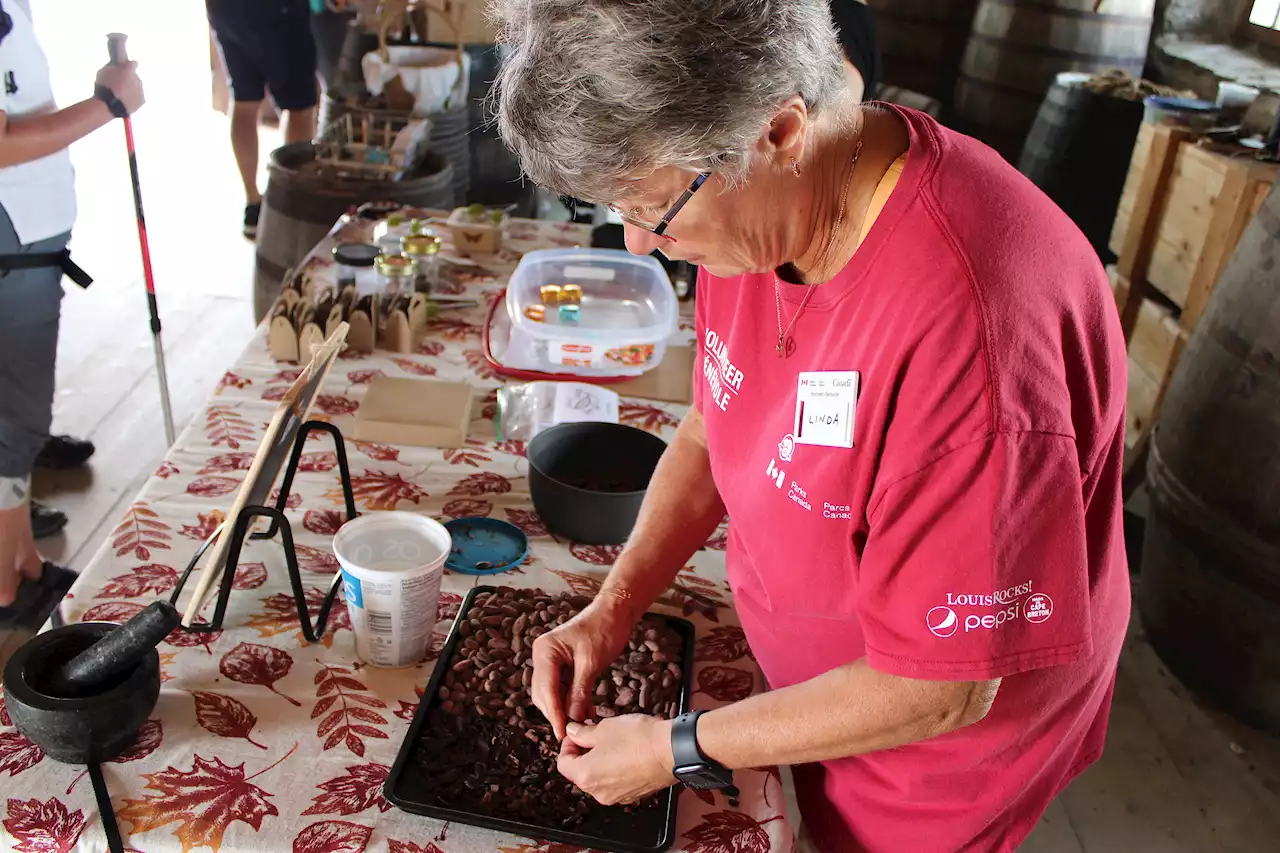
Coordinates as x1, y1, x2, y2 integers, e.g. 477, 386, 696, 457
231, 100, 263, 206
0, 497, 43, 608
284, 105, 317, 145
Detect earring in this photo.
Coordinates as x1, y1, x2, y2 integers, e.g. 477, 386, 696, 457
791, 158, 802, 177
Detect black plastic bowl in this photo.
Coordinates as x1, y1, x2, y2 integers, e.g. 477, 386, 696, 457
527, 422, 668, 545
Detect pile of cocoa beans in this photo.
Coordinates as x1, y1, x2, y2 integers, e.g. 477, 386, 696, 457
409, 586, 687, 831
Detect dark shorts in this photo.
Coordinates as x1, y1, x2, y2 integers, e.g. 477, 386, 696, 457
207, 0, 318, 111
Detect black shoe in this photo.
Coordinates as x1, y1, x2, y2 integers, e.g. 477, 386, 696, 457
0, 561, 77, 630
31, 501, 68, 539
244, 202, 261, 239
34, 434, 96, 470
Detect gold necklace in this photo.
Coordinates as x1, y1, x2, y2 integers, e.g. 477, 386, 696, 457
774, 136, 864, 358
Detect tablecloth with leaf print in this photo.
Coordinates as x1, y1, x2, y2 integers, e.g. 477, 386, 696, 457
0, 217, 792, 853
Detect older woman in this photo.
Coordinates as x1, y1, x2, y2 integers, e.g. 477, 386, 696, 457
493, 2, 1130, 851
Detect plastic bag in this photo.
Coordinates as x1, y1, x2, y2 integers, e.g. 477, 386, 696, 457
496, 382, 620, 442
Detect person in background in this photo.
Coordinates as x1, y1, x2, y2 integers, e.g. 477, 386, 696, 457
492, 0, 1129, 850
0, 0, 145, 610
830, 0, 880, 102
206, 0, 318, 239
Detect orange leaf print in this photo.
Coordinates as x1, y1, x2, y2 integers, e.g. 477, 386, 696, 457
338, 470, 426, 511
247, 588, 350, 642
619, 402, 680, 432
415, 339, 445, 357
442, 447, 491, 467
391, 358, 437, 377
298, 451, 338, 473
206, 406, 255, 449
462, 348, 500, 380
110, 503, 172, 560
216, 372, 251, 393
200, 452, 256, 474
159, 652, 179, 683
180, 510, 225, 542
428, 317, 480, 341
155, 461, 180, 479
116, 753, 286, 853
351, 441, 400, 462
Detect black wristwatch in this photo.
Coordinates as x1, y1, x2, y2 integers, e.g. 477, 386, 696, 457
94, 84, 128, 118
671, 711, 734, 789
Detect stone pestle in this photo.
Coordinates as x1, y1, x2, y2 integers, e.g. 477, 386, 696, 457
49, 600, 182, 698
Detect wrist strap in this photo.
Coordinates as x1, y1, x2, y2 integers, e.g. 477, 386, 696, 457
671, 710, 708, 768
94, 84, 128, 118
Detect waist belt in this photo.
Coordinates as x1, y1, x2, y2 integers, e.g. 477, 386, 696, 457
0, 250, 93, 288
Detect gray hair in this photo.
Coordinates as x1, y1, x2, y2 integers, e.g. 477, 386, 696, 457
488, 0, 851, 203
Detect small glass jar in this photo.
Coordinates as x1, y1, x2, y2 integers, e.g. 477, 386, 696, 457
401, 232, 441, 294
374, 252, 418, 300
332, 243, 380, 290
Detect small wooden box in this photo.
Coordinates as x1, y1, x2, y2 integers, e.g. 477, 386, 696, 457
353, 376, 474, 448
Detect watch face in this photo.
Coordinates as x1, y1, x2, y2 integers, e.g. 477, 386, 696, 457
676, 764, 733, 790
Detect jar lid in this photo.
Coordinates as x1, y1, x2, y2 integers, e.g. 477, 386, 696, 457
375, 252, 419, 276
401, 233, 441, 256
332, 243, 380, 267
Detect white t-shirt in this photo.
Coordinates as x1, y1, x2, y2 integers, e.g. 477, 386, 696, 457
0, 0, 76, 244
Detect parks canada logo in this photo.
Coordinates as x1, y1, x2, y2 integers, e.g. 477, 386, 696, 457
926, 581, 1052, 637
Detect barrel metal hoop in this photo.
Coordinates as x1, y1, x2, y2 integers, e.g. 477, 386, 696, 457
965, 33, 1150, 67
980, 0, 1155, 26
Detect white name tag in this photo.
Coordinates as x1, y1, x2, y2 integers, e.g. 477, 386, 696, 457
793, 371, 858, 449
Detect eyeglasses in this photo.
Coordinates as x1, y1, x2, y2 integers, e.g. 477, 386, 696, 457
607, 173, 709, 242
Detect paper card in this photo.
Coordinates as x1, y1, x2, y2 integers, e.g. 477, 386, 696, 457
552, 383, 620, 426
793, 371, 858, 449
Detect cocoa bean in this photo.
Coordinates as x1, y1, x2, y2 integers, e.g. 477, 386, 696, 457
438, 687, 451, 701
643, 639, 660, 653
481, 615, 505, 628
522, 668, 533, 689
490, 637, 511, 650
500, 604, 520, 617
615, 687, 635, 707
596, 705, 618, 718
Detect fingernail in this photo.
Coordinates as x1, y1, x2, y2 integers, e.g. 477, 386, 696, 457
566, 722, 581, 736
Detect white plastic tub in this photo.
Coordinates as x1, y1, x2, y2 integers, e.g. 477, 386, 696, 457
504, 248, 677, 377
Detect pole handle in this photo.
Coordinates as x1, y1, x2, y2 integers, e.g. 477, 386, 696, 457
107, 33, 129, 65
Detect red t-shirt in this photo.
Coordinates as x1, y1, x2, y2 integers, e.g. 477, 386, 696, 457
694, 106, 1131, 852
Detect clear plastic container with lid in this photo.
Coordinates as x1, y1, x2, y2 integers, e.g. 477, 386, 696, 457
504, 248, 676, 377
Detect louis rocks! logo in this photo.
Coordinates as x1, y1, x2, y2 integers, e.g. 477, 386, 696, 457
927, 581, 1051, 637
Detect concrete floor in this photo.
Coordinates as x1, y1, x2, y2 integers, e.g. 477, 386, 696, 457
4, 2, 1280, 851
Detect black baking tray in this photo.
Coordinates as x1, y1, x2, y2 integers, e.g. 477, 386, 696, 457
384, 585, 696, 853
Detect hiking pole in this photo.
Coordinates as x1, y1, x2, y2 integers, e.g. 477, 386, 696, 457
107, 33, 176, 446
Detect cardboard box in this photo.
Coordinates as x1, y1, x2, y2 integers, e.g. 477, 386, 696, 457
614, 346, 694, 405
353, 376, 474, 448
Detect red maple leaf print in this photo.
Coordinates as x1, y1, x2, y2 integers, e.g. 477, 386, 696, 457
447, 471, 511, 497
81, 601, 144, 624
429, 317, 480, 341
262, 386, 289, 402
299, 451, 339, 473
619, 402, 680, 432
294, 820, 372, 853
504, 508, 547, 537
462, 348, 500, 380
193, 692, 267, 750
313, 665, 389, 757
97, 563, 179, 598
695, 666, 754, 702
315, 395, 358, 416
217, 372, 251, 393
110, 503, 172, 560
164, 627, 223, 654
391, 357, 438, 376
493, 440, 527, 457
346, 370, 383, 386
0, 694, 10, 726
436, 592, 463, 623
392, 688, 423, 723
351, 441, 400, 463
206, 406, 255, 449
304, 509, 347, 536
549, 570, 603, 601
340, 470, 427, 511
269, 488, 304, 509
442, 498, 492, 518
200, 452, 256, 474
220, 643, 300, 706
271, 369, 303, 384
415, 339, 445, 357
234, 562, 268, 590
704, 518, 729, 551
3, 797, 85, 853
569, 543, 623, 566
187, 476, 241, 498
695, 627, 752, 664
155, 461, 180, 479
248, 588, 349, 642
180, 510, 226, 542
116, 753, 284, 852
297, 544, 341, 574
388, 841, 445, 853
68, 718, 165, 792
442, 447, 491, 467
682, 810, 782, 853
688, 787, 716, 807
0, 732, 43, 777
478, 389, 498, 421
301, 763, 391, 816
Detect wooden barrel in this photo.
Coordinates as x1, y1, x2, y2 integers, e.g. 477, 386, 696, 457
253, 142, 454, 321
954, 0, 1155, 160
1138, 180, 1280, 732
867, 0, 980, 110
1017, 76, 1144, 262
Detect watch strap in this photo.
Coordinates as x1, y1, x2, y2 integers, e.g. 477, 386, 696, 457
94, 85, 128, 118
671, 711, 708, 769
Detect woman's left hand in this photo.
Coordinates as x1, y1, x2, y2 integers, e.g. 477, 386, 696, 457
557, 716, 677, 805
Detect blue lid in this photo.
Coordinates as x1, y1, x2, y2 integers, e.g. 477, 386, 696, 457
443, 517, 529, 575
1144, 96, 1219, 113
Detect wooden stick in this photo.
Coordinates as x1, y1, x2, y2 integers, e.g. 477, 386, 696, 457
180, 324, 351, 626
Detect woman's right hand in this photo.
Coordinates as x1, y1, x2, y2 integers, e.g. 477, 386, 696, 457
95, 62, 145, 115
530, 596, 636, 740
